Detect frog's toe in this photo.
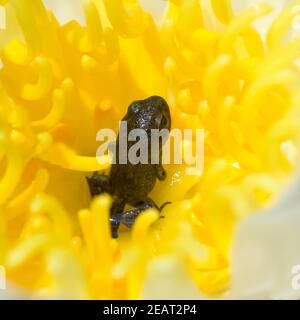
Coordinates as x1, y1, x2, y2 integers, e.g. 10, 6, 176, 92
159, 201, 171, 212
110, 214, 122, 238
111, 230, 119, 239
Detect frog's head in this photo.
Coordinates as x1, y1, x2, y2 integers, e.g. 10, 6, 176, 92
124, 96, 171, 134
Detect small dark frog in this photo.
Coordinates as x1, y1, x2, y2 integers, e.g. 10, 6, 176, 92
87, 96, 171, 238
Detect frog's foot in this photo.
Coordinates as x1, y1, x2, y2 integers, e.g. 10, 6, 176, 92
86, 172, 110, 197
110, 198, 169, 238
110, 199, 156, 238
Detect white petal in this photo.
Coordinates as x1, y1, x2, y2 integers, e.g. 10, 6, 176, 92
43, 0, 84, 25
232, 0, 292, 38
42, 0, 166, 25
139, 0, 165, 22
142, 256, 203, 300
231, 177, 300, 299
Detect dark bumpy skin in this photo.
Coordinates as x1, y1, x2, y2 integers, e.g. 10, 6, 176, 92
87, 96, 171, 238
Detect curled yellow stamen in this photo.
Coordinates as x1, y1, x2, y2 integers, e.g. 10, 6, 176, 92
132, 208, 159, 244
6, 234, 52, 269
21, 56, 53, 101
268, 0, 300, 49
240, 69, 295, 152
6, 168, 49, 220
217, 96, 262, 171
84, 0, 103, 49
0, 145, 23, 205
2, 39, 30, 65
203, 54, 232, 110
32, 88, 66, 131
38, 143, 111, 172
103, 0, 149, 37
211, 0, 233, 24
30, 194, 72, 242
218, 4, 272, 54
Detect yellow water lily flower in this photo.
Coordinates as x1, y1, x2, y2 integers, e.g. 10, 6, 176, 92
0, 0, 300, 299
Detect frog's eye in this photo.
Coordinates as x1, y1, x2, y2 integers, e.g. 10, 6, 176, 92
160, 115, 169, 128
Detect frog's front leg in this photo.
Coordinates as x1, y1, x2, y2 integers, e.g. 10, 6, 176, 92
110, 200, 155, 238
86, 172, 111, 197
110, 197, 126, 238
112, 198, 159, 233
112, 198, 172, 235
